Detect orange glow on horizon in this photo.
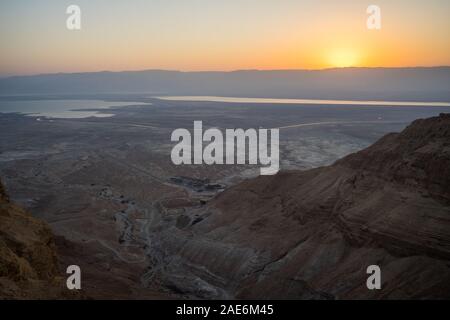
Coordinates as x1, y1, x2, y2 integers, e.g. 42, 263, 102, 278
1, 1, 449, 76
326, 49, 360, 68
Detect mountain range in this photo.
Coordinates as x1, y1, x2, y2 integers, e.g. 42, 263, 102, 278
1, 67, 450, 102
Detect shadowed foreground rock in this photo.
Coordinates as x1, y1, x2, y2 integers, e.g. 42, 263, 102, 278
0, 177, 172, 299
152, 114, 450, 299
0, 179, 75, 299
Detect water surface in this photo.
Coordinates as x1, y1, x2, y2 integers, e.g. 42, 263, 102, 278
0, 99, 151, 118
156, 96, 450, 107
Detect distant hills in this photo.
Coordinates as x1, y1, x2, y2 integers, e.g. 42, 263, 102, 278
1, 67, 450, 102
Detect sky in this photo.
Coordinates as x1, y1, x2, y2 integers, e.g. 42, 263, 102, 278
1, 0, 449, 76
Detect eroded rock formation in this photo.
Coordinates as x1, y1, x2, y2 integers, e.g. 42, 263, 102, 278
151, 114, 450, 299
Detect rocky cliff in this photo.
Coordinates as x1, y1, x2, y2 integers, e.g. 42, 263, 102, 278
151, 113, 450, 299
2, 114, 449, 299
0, 179, 70, 299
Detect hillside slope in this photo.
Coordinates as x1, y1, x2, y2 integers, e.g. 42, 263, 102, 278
0, 180, 71, 299
152, 114, 450, 299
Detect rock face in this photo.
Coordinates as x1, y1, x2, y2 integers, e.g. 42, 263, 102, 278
2, 114, 449, 299
0, 179, 70, 299
152, 114, 450, 299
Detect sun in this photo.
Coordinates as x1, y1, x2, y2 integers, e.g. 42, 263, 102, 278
328, 49, 359, 68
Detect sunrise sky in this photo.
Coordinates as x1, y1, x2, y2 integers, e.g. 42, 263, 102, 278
1, 0, 449, 76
